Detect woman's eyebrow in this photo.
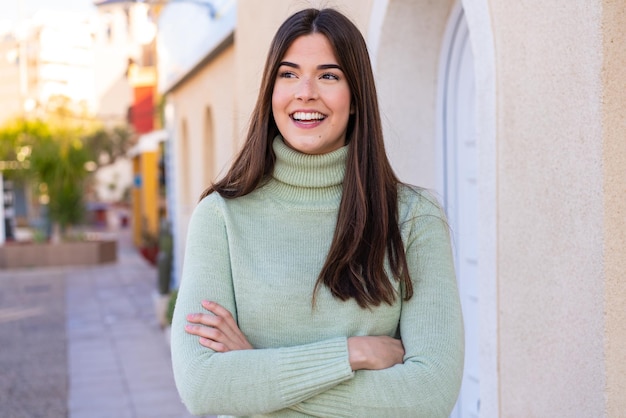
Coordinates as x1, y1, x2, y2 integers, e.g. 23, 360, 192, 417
279, 61, 299, 68
279, 61, 343, 71
318, 64, 342, 70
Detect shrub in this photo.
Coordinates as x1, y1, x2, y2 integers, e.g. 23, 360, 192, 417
165, 289, 178, 326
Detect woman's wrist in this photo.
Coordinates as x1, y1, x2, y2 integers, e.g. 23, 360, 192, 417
347, 336, 368, 370
347, 335, 405, 371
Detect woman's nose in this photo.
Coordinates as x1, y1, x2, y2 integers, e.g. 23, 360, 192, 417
294, 79, 318, 101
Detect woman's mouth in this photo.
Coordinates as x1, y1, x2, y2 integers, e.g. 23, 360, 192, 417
290, 111, 327, 124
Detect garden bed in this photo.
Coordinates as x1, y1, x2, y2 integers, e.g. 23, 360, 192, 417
0, 240, 117, 269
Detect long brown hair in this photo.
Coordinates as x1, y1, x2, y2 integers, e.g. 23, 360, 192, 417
200, 8, 412, 308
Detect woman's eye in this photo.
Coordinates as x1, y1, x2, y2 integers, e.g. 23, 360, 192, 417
321, 73, 339, 81
279, 71, 296, 79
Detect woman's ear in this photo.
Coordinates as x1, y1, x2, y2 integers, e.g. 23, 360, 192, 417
350, 103, 356, 115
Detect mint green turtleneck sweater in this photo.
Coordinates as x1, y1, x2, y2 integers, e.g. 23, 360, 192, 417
171, 137, 464, 418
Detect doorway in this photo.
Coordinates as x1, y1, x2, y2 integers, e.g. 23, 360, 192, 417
438, 4, 480, 417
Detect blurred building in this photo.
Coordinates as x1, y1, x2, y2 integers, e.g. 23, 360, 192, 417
0, 12, 95, 123
126, 129, 167, 250
156, 1, 626, 417
0, 28, 22, 123
0, 5, 152, 126
0, 3, 168, 232
94, 0, 161, 132
0, 10, 119, 233
93, 0, 168, 247
156, 0, 236, 290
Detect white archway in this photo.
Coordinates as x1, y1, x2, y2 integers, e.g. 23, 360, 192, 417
458, 0, 498, 415
439, 2, 499, 416
438, 3, 480, 416
368, 0, 498, 415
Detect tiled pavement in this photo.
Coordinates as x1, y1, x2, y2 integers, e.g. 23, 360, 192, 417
0, 229, 215, 418
0, 266, 68, 417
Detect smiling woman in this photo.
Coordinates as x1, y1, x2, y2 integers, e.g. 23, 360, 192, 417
171, 7, 464, 418
272, 33, 353, 155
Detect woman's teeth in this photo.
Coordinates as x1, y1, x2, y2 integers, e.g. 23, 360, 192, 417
292, 112, 325, 121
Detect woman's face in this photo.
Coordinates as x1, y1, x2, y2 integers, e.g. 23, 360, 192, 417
272, 33, 352, 155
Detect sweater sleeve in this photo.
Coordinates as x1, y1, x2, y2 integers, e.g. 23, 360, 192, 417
170, 197, 354, 417
286, 200, 465, 417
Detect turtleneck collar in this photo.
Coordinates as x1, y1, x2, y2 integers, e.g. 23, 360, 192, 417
262, 136, 347, 210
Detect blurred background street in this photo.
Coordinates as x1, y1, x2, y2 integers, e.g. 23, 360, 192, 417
1, 0, 624, 416
0, 227, 214, 418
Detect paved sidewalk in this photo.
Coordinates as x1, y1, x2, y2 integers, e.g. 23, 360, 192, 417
66, 229, 204, 418
0, 265, 68, 417
0, 229, 215, 418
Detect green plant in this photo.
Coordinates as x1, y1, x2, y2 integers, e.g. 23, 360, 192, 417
157, 219, 173, 294
0, 102, 134, 241
29, 132, 91, 237
82, 124, 133, 167
165, 289, 178, 326
141, 228, 159, 248
31, 228, 48, 243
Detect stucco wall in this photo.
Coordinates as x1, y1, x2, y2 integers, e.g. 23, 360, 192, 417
168, 44, 236, 286
169, 45, 235, 205
601, 2, 626, 415
375, 0, 454, 189
490, 1, 607, 415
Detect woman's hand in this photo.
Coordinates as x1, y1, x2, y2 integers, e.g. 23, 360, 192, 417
347, 336, 404, 371
185, 300, 253, 352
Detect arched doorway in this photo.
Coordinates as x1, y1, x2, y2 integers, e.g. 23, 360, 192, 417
438, 3, 480, 417
370, 0, 497, 414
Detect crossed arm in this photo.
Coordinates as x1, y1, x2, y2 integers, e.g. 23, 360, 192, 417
185, 300, 405, 371
171, 198, 464, 417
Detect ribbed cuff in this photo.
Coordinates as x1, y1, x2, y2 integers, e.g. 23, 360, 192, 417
277, 337, 354, 406
290, 383, 353, 418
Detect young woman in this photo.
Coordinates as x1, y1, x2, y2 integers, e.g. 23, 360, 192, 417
171, 8, 464, 418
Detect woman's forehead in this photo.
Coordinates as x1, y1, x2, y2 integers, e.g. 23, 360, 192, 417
280, 33, 339, 64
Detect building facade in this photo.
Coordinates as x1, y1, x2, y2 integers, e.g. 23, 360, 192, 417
0, 28, 22, 123
160, 1, 626, 416
0, 11, 97, 123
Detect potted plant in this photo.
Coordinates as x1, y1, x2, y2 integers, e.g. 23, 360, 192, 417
139, 227, 159, 265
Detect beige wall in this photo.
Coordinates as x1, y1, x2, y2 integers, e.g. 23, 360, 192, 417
375, 0, 454, 188
169, 44, 236, 204
168, 44, 236, 276
602, 2, 626, 416
490, 0, 626, 415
